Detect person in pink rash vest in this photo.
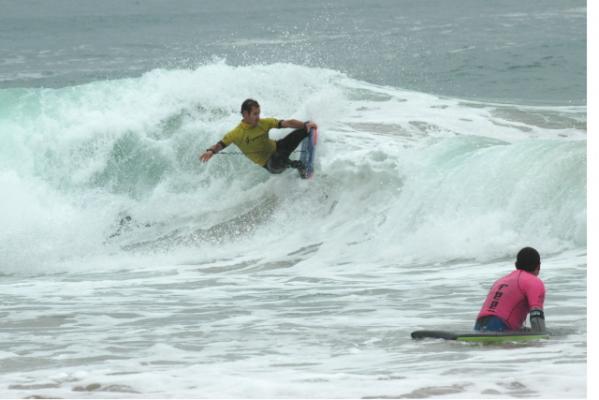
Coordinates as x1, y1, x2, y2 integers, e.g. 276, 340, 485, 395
475, 247, 546, 332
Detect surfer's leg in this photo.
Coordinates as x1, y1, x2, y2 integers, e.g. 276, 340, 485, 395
264, 152, 287, 174
275, 127, 309, 159
264, 128, 309, 174
287, 160, 305, 170
264, 152, 305, 173
474, 316, 509, 332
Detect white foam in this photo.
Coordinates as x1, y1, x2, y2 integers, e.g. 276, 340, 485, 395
0, 63, 587, 278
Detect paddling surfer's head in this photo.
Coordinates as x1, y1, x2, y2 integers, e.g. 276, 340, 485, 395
515, 247, 541, 275
241, 98, 260, 127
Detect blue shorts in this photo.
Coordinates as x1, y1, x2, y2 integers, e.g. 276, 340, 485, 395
474, 316, 510, 331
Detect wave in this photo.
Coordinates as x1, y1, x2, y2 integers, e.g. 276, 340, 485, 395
0, 62, 586, 275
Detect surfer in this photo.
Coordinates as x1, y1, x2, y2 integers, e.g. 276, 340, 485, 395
474, 247, 546, 332
199, 98, 318, 174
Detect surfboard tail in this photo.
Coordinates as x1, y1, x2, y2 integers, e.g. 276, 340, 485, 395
411, 330, 458, 340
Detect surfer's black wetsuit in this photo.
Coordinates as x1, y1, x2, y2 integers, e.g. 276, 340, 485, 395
264, 127, 309, 174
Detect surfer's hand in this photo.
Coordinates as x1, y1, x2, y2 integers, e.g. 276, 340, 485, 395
199, 150, 214, 162
306, 121, 318, 131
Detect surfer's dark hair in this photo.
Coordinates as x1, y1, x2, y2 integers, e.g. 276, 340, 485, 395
515, 247, 540, 272
241, 98, 260, 114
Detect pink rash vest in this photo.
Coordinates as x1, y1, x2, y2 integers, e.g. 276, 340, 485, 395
477, 269, 546, 330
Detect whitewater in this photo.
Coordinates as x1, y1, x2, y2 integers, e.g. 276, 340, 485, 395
0, 63, 587, 398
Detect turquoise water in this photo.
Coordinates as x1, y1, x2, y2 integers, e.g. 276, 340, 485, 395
1, 0, 586, 103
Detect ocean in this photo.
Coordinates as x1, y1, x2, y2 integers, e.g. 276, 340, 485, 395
0, 0, 587, 398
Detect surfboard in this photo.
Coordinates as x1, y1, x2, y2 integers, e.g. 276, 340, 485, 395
298, 127, 318, 179
411, 330, 549, 343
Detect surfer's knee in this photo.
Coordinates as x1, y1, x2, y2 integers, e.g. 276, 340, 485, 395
265, 153, 287, 174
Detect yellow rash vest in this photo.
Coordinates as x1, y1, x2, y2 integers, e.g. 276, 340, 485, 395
221, 118, 280, 166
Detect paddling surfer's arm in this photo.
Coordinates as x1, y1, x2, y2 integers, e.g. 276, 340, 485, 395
529, 308, 546, 332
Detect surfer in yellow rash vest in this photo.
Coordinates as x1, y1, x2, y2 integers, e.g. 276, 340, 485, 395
199, 99, 318, 173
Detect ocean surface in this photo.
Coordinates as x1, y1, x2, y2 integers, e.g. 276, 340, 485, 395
0, 0, 587, 398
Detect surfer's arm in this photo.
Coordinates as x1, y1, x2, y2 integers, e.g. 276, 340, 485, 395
529, 308, 546, 332
199, 141, 226, 162
279, 119, 318, 131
